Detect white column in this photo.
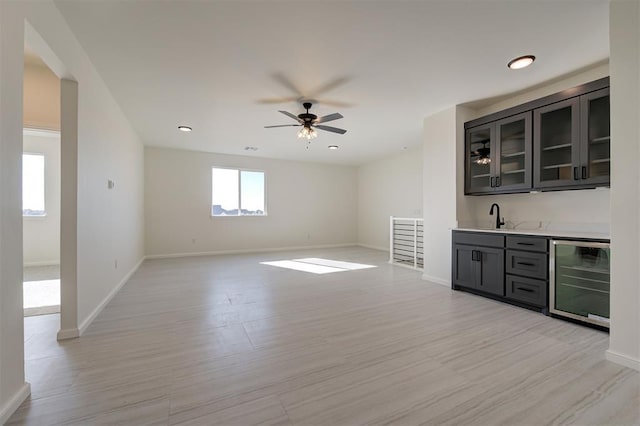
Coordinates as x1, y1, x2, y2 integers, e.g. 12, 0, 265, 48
607, 0, 640, 370
0, 6, 31, 423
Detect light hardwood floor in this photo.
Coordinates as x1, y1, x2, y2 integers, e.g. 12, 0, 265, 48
9, 247, 639, 425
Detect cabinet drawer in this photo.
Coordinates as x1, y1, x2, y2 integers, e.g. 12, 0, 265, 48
505, 275, 547, 307
506, 235, 547, 252
453, 232, 504, 248
506, 250, 547, 279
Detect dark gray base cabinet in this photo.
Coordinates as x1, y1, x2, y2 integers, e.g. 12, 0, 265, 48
452, 231, 549, 313
452, 232, 505, 297
453, 244, 504, 296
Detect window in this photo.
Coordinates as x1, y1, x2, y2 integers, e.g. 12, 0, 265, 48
212, 167, 265, 216
22, 153, 46, 216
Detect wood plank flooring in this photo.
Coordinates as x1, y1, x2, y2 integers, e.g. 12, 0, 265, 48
9, 247, 639, 425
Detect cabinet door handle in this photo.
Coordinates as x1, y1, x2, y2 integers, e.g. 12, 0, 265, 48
582, 166, 587, 179
516, 262, 535, 266
476, 251, 482, 262
516, 242, 534, 246
573, 166, 579, 180
496, 176, 501, 187
517, 287, 535, 293
490, 176, 495, 188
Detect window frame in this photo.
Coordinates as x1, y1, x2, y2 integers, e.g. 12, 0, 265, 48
211, 166, 267, 217
22, 151, 47, 218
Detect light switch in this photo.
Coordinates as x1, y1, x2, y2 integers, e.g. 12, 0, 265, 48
108, 180, 115, 189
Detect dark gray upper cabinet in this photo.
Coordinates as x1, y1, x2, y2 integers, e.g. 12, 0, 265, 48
533, 89, 610, 190
580, 88, 610, 186
464, 77, 609, 195
465, 112, 532, 194
533, 98, 581, 189
495, 112, 533, 192
465, 123, 495, 194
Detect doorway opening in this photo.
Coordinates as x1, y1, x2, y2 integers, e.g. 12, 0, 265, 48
22, 46, 61, 318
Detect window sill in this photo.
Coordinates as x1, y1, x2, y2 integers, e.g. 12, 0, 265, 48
23, 214, 48, 220
210, 214, 268, 218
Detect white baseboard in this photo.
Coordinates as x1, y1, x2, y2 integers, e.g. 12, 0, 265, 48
23, 261, 59, 267
77, 256, 145, 336
57, 327, 79, 340
421, 273, 451, 287
606, 349, 640, 371
357, 243, 388, 252
145, 243, 358, 260
0, 382, 31, 424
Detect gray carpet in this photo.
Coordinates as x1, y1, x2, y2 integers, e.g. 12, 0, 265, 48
23, 265, 60, 316
24, 265, 60, 281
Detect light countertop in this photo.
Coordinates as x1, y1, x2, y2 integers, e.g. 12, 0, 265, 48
454, 227, 610, 241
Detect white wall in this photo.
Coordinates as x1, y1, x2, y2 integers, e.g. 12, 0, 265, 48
23, 131, 60, 266
0, 2, 145, 420
421, 106, 476, 286
607, 0, 640, 370
145, 147, 357, 256
357, 147, 422, 251
463, 64, 611, 232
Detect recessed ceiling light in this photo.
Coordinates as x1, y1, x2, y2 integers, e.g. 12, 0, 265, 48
328, 145, 339, 150
507, 55, 535, 70
244, 146, 258, 151
178, 126, 192, 132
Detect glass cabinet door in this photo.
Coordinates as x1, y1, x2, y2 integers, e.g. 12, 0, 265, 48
553, 242, 610, 324
495, 112, 532, 191
534, 98, 580, 188
580, 88, 610, 185
466, 124, 494, 193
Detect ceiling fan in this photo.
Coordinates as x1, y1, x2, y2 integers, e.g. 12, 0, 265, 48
471, 139, 491, 165
264, 102, 347, 140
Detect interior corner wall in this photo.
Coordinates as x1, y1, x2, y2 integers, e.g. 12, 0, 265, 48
1, 1, 145, 419
607, 0, 640, 370
422, 107, 458, 286
356, 147, 423, 251
144, 147, 357, 256
23, 62, 60, 131
23, 132, 61, 266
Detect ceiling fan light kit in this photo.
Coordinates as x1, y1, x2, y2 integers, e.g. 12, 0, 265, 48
298, 126, 318, 140
265, 102, 347, 143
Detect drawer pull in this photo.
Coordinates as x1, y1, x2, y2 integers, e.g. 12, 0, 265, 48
517, 287, 535, 293
517, 242, 534, 246
516, 262, 536, 266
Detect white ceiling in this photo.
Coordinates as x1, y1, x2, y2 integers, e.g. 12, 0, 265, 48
54, 0, 609, 166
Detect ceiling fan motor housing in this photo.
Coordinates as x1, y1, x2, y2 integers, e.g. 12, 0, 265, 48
299, 102, 317, 124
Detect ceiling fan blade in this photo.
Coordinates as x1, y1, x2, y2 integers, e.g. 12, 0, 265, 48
257, 96, 301, 104
315, 124, 347, 135
316, 113, 343, 124
279, 110, 303, 123
264, 124, 301, 128
272, 73, 304, 97
314, 98, 355, 108
309, 76, 351, 97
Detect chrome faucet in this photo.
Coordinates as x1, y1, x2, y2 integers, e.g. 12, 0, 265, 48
489, 203, 505, 229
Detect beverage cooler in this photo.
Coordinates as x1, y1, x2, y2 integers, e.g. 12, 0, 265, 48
550, 240, 610, 328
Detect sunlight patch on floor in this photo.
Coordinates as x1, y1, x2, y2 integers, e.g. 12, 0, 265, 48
24, 279, 60, 316
260, 258, 377, 274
